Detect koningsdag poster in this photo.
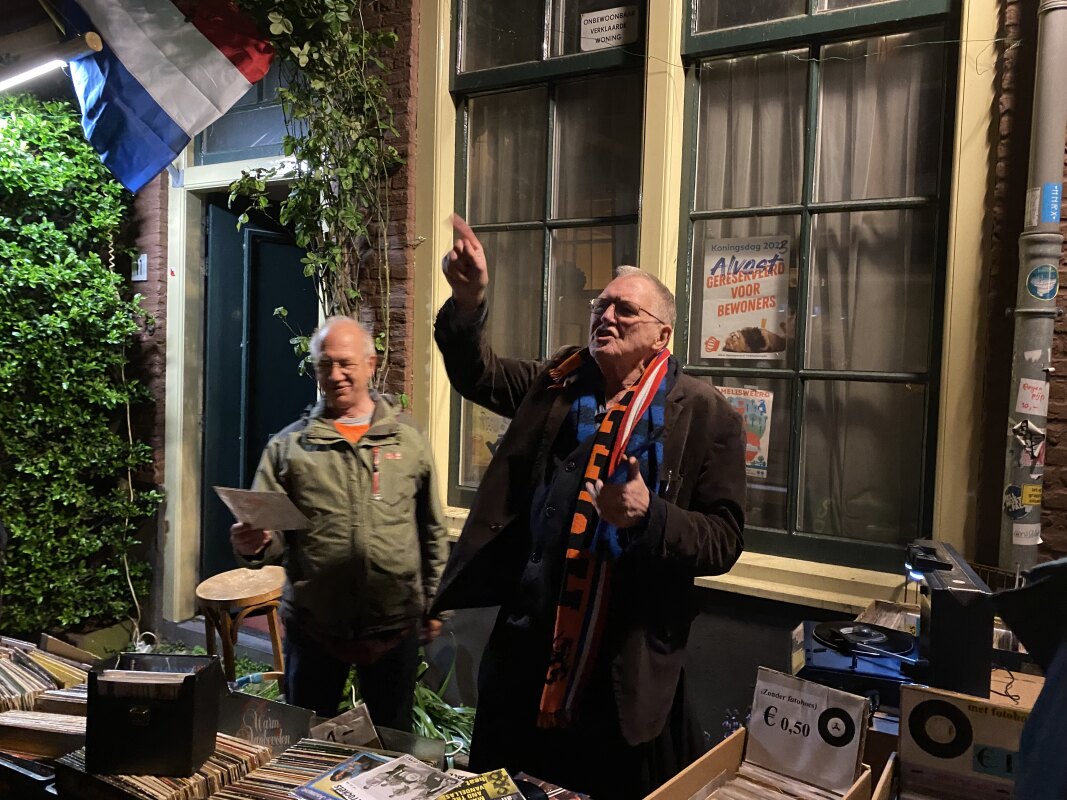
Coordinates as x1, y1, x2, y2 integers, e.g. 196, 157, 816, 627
701, 236, 789, 360
718, 386, 773, 479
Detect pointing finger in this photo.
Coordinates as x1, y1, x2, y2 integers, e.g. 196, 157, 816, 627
450, 213, 482, 251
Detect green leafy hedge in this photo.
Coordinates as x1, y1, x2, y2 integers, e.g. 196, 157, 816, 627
0, 94, 160, 636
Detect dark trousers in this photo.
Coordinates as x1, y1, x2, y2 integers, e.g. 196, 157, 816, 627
283, 622, 419, 731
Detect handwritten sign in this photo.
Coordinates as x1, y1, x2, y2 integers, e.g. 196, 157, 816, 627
1014, 378, 1049, 417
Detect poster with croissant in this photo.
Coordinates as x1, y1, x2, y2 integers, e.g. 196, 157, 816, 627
700, 236, 790, 360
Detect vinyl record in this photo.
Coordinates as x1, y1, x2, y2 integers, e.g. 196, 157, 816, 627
813, 621, 914, 655
515, 779, 550, 800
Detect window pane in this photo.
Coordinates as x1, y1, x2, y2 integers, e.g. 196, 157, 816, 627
806, 209, 935, 373
695, 0, 804, 32
552, 1, 642, 56
199, 104, 286, 162
689, 216, 799, 367
458, 229, 544, 487
461, 0, 544, 72
817, 0, 891, 10
695, 52, 807, 211
553, 73, 642, 219
548, 224, 638, 351
816, 29, 946, 202
799, 380, 925, 543
468, 89, 548, 224
707, 376, 791, 531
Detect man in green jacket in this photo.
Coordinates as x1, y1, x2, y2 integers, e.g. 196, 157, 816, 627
231, 317, 448, 727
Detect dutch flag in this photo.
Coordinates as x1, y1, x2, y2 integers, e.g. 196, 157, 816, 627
65, 0, 273, 193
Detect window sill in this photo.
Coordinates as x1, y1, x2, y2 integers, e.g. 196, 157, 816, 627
442, 507, 906, 615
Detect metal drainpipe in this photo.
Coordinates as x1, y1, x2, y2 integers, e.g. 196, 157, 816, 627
998, 0, 1067, 573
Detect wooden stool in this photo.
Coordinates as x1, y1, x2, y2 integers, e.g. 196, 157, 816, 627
195, 566, 286, 683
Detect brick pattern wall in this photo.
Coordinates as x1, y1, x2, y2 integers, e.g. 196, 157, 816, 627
984, 0, 1067, 562
359, 0, 420, 400
129, 174, 168, 486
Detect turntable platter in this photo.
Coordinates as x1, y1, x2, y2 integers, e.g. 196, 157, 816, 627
813, 621, 915, 655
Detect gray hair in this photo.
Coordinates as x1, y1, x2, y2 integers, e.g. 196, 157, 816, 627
614, 266, 676, 328
309, 316, 376, 360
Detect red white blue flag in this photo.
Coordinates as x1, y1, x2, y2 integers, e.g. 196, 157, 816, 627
65, 0, 273, 192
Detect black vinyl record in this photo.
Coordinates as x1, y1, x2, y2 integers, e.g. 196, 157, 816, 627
515, 780, 549, 800
813, 621, 914, 655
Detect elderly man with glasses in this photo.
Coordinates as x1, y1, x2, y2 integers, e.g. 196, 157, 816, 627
230, 317, 448, 728
432, 216, 746, 800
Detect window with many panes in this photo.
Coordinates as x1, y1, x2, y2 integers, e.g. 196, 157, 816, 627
449, 0, 648, 505
679, 0, 955, 568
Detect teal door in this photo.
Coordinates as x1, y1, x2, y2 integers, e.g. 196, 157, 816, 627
200, 197, 318, 579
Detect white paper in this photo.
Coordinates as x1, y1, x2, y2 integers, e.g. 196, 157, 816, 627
745, 668, 868, 794
1012, 523, 1042, 546
1014, 378, 1049, 417
213, 487, 311, 531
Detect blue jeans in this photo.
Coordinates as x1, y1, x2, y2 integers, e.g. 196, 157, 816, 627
283, 622, 418, 730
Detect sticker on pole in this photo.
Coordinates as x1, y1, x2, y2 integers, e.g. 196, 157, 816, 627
1003, 485, 1029, 520
1015, 378, 1049, 417
1012, 523, 1042, 546
1026, 265, 1059, 300
1041, 181, 1063, 224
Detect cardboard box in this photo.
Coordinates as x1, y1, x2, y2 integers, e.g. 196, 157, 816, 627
895, 683, 1028, 799
644, 729, 873, 800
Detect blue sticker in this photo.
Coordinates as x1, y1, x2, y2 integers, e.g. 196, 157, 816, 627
1027, 264, 1059, 300
973, 744, 1017, 779
1003, 484, 1028, 520
1041, 182, 1063, 224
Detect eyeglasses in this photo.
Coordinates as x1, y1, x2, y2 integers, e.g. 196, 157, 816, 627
588, 297, 666, 324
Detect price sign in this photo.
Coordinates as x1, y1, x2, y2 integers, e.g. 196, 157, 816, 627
746, 668, 869, 793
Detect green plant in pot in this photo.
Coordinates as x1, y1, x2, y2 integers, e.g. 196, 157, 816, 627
0, 94, 160, 642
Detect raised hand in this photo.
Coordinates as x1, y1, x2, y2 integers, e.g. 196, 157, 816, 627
586, 456, 650, 528
442, 213, 489, 314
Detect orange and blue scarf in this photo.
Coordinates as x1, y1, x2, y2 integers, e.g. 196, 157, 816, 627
537, 347, 672, 728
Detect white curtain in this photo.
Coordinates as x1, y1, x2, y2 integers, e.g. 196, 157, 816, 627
696, 29, 946, 542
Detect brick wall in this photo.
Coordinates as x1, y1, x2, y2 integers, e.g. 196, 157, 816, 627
128, 174, 168, 486
983, 0, 1067, 563
359, 0, 420, 400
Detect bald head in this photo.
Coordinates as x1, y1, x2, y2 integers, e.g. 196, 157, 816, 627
310, 317, 375, 360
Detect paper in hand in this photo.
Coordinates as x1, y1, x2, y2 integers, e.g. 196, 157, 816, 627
214, 487, 311, 531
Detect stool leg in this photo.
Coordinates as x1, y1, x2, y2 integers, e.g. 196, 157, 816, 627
202, 609, 218, 657
266, 606, 285, 675
217, 610, 237, 682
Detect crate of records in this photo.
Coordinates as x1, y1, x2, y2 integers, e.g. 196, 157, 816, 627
86, 652, 225, 776
647, 668, 874, 800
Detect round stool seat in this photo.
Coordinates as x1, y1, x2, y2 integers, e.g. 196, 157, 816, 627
195, 566, 287, 683
196, 566, 285, 606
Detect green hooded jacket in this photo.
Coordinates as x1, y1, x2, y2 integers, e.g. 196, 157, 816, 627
236, 395, 448, 640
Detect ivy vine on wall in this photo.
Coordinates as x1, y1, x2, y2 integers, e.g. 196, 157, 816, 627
0, 94, 160, 636
230, 0, 402, 388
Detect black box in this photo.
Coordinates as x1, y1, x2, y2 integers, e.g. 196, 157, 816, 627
86, 653, 224, 776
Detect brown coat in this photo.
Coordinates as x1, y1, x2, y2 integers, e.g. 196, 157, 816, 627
431, 300, 747, 745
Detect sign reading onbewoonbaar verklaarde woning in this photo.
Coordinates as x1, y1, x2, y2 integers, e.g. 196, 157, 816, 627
701, 236, 790, 360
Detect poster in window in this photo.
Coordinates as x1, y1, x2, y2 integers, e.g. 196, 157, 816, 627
700, 236, 789, 359
718, 386, 773, 479
470, 405, 509, 471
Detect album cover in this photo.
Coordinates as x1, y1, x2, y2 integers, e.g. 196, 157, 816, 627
332, 753, 463, 800
292, 749, 396, 800
439, 768, 523, 800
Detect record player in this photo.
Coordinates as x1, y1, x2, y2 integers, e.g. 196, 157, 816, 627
791, 620, 921, 713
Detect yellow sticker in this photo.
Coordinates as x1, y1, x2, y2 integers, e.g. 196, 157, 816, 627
1022, 484, 1043, 505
